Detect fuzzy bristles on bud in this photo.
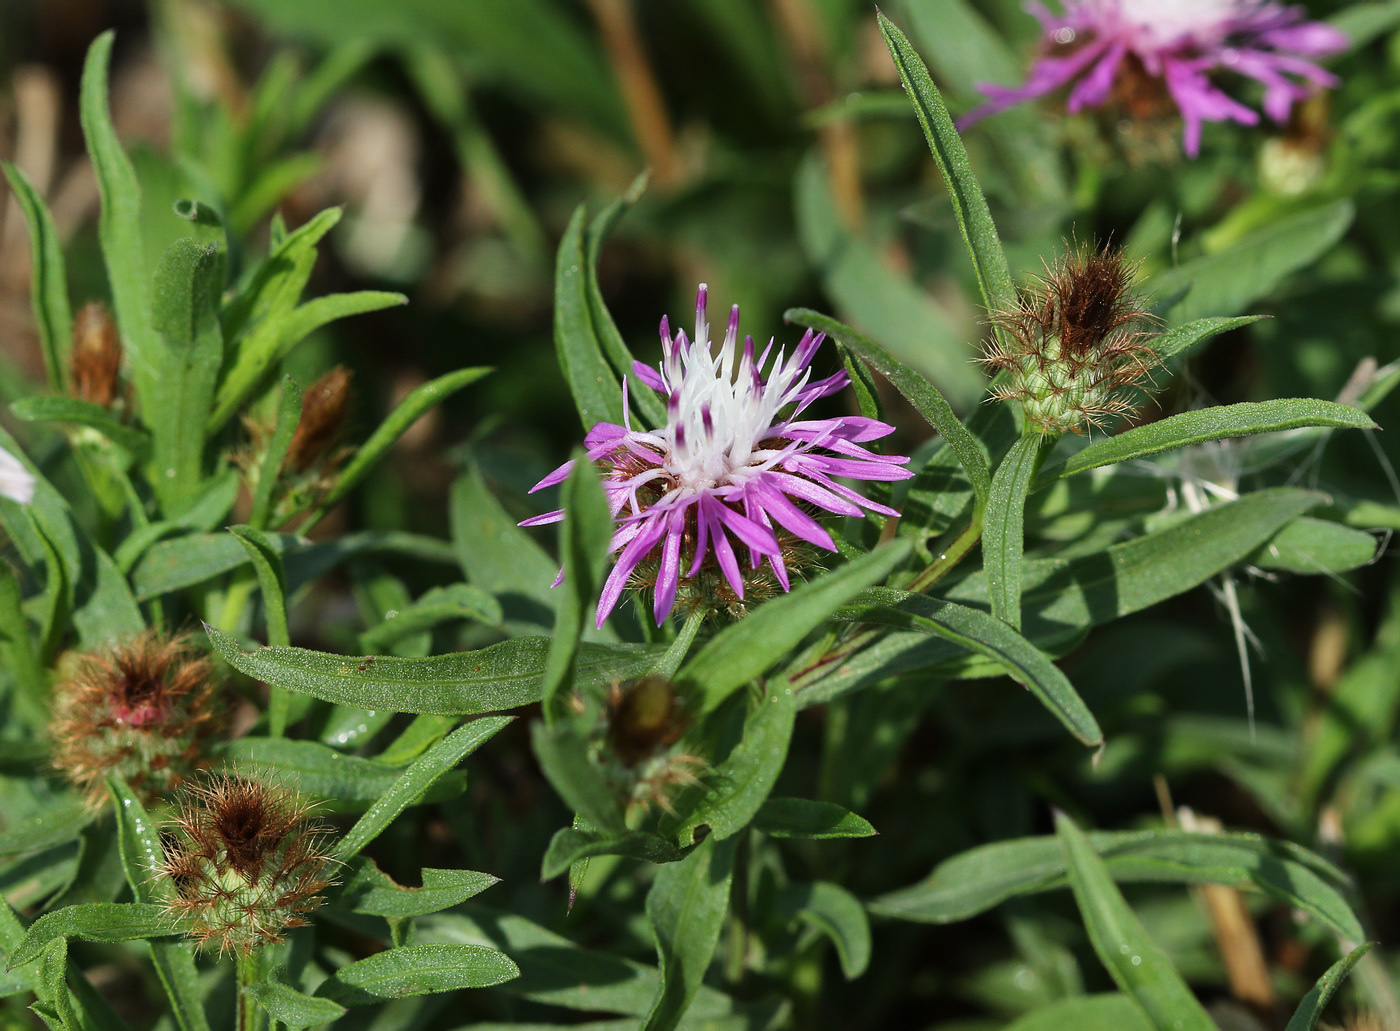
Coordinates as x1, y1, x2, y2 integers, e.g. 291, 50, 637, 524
593, 677, 704, 815
983, 246, 1159, 435
69, 302, 123, 409
51, 632, 221, 808
159, 774, 335, 956
284, 367, 353, 475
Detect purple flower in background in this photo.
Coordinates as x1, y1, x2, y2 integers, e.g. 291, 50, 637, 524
0, 445, 35, 506
522, 286, 913, 627
959, 0, 1348, 155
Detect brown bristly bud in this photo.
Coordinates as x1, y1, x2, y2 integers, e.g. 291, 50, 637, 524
283, 366, 353, 475
69, 301, 123, 409
982, 244, 1159, 435
159, 773, 335, 956
51, 632, 222, 809
593, 677, 705, 815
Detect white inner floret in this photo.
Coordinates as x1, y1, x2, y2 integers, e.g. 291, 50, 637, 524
653, 289, 811, 495
1109, 0, 1255, 47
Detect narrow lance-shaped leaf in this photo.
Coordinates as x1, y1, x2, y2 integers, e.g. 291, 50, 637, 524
1057, 812, 1233, 1031
877, 13, 1016, 320
1040, 399, 1376, 484
1149, 315, 1263, 362
106, 778, 212, 1031
247, 377, 303, 530
2, 163, 72, 391
314, 944, 518, 1005
787, 308, 991, 504
841, 589, 1102, 748
555, 204, 625, 429
228, 525, 293, 735
246, 978, 346, 1031
683, 539, 912, 713
1284, 943, 1374, 1031
11, 398, 151, 456
149, 238, 225, 511
304, 366, 491, 528
540, 454, 610, 722
642, 835, 738, 1031
532, 722, 627, 837
80, 32, 155, 399
336, 716, 512, 858
983, 434, 1054, 630
8, 905, 181, 967
204, 625, 661, 715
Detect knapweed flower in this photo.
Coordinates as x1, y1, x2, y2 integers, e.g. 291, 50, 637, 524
983, 245, 1158, 434
0, 444, 35, 505
959, 0, 1348, 156
51, 632, 222, 808
159, 773, 334, 955
522, 286, 913, 626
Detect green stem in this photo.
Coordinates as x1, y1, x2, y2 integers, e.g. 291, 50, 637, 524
235, 950, 261, 1031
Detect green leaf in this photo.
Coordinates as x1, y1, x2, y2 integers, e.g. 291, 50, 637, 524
10, 397, 151, 456
1043, 399, 1376, 482
1284, 943, 1374, 1031
308, 366, 490, 524
149, 238, 225, 510
665, 684, 797, 845
452, 461, 563, 634
540, 829, 691, 880
877, 13, 1015, 321
782, 882, 870, 980
642, 835, 738, 1031
221, 737, 462, 808
682, 539, 911, 713
531, 722, 627, 837
1152, 201, 1353, 323
984, 434, 1054, 630
786, 308, 990, 504
205, 625, 659, 714
555, 205, 623, 429
1149, 315, 1263, 362
949, 488, 1327, 646
247, 377, 303, 530
246, 978, 346, 1030
1055, 813, 1216, 1031
336, 716, 512, 857
315, 944, 518, 1005
337, 860, 498, 918
81, 33, 154, 403
837, 589, 1102, 747
213, 289, 405, 432
8, 904, 179, 967
0, 802, 93, 856
754, 797, 876, 839
871, 827, 1363, 941
131, 532, 298, 598
1005, 995, 1154, 1031
359, 584, 503, 651
2, 163, 72, 392
106, 779, 211, 1031
229, 526, 289, 647
1251, 517, 1378, 574
540, 455, 611, 720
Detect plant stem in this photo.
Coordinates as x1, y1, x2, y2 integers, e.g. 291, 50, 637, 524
236, 950, 261, 1031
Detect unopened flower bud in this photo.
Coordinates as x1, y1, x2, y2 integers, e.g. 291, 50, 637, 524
160, 774, 334, 955
594, 676, 704, 814
51, 632, 221, 808
284, 366, 353, 475
69, 302, 123, 409
983, 246, 1159, 435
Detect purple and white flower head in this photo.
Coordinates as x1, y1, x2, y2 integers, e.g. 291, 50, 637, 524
522, 286, 913, 627
0, 444, 35, 506
959, 0, 1348, 156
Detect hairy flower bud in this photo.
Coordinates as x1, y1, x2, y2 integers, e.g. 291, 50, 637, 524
284, 366, 354, 475
592, 676, 704, 814
159, 774, 334, 955
51, 632, 221, 808
983, 246, 1159, 435
69, 301, 123, 409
